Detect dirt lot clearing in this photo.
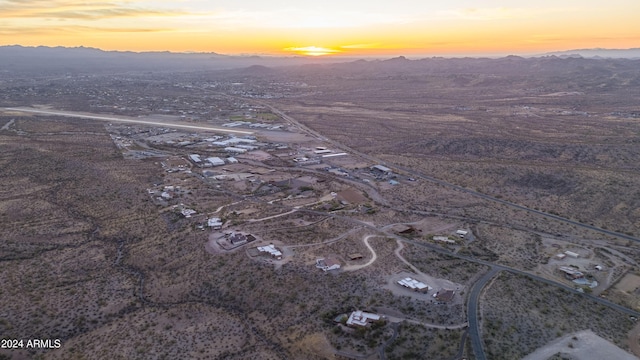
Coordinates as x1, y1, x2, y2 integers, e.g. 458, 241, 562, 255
617, 274, 640, 294
522, 330, 639, 360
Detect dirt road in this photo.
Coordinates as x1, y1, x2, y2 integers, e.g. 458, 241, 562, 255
342, 235, 383, 271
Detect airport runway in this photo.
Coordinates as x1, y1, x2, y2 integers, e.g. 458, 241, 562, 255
3, 107, 254, 135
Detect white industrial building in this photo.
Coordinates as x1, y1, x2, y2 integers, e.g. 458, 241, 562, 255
206, 157, 225, 166
397, 277, 432, 292
207, 217, 223, 229
371, 164, 392, 174
314, 149, 333, 154
322, 153, 348, 158
222, 121, 252, 128
225, 147, 248, 154
456, 230, 468, 238
257, 244, 282, 259
559, 266, 584, 279
212, 137, 258, 147
346, 311, 381, 327
181, 208, 196, 218
316, 258, 340, 271
433, 236, 456, 244
226, 157, 239, 164
564, 251, 580, 258
188, 154, 202, 163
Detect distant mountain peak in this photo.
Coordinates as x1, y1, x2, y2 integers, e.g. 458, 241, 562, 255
540, 48, 640, 59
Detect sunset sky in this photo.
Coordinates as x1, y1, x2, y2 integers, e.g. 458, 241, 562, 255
2, 0, 639, 57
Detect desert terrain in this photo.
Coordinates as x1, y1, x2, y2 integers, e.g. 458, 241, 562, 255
1, 52, 640, 359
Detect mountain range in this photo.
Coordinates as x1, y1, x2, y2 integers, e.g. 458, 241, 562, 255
2, 45, 640, 75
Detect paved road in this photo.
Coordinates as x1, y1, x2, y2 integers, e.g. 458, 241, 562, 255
391, 162, 640, 244
467, 267, 502, 360
262, 101, 640, 358
30, 101, 639, 357
305, 209, 640, 359
4, 107, 254, 135
262, 102, 640, 245
300, 207, 640, 315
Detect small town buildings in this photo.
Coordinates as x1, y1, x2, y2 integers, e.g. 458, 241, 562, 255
207, 217, 223, 229
228, 232, 248, 246
222, 122, 250, 128
316, 258, 341, 271
556, 253, 567, 260
346, 311, 381, 327
225, 147, 248, 154
235, 144, 257, 151
217, 232, 257, 250
188, 154, 202, 163
564, 251, 579, 258
559, 266, 584, 279
257, 244, 282, 259
314, 149, 333, 154
371, 164, 392, 174
328, 169, 348, 177
212, 137, 257, 146
456, 230, 468, 238
206, 157, 225, 166
433, 236, 456, 244
181, 208, 196, 218
348, 253, 364, 261
322, 152, 348, 158
294, 158, 322, 166
397, 277, 432, 292
226, 157, 239, 164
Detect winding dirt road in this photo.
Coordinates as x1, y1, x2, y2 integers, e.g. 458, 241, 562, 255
342, 235, 383, 271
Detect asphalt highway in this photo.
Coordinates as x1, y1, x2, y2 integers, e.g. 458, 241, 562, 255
4, 107, 254, 135
14, 101, 639, 359
467, 267, 502, 360
308, 209, 640, 359
262, 101, 640, 245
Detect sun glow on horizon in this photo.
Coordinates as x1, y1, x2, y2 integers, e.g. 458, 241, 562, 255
1, 1, 640, 56
283, 46, 342, 56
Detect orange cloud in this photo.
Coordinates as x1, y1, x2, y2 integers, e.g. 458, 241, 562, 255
2, 1, 640, 56
2, 0, 184, 20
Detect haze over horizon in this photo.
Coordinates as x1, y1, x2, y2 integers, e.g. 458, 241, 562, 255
2, 0, 639, 57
